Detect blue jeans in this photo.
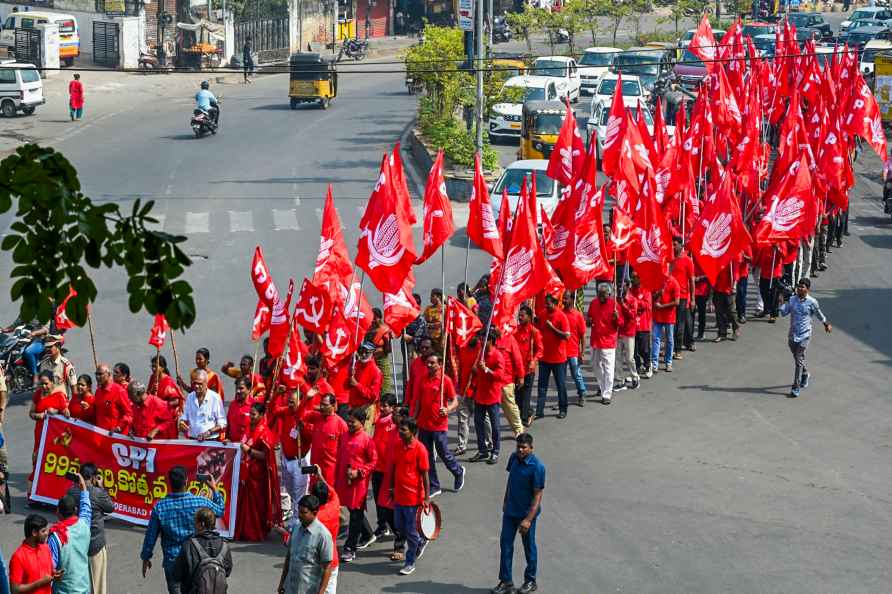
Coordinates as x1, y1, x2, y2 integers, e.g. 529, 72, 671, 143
499, 514, 538, 584
418, 429, 462, 492
23, 340, 44, 375
535, 361, 568, 415
70, 106, 83, 120
474, 403, 501, 456
565, 356, 586, 396
394, 504, 426, 566
163, 562, 181, 594
651, 323, 674, 368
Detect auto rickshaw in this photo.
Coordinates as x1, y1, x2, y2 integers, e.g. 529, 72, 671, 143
289, 52, 337, 109
492, 57, 527, 78
518, 100, 567, 160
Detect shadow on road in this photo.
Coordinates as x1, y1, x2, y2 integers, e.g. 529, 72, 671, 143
380, 581, 491, 593
251, 103, 306, 111
160, 133, 204, 141
678, 384, 791, 397
859, 234, 892, 249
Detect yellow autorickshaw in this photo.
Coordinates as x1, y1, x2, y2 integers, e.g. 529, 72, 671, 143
518, 100, 567, 160
289, 53, 337, 109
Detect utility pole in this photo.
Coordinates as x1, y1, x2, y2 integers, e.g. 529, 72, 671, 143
475, 0, 484, 153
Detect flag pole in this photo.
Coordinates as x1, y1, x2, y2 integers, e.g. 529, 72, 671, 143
391, 335, 401, 399
768, 247, 777, 290
251, 339, 261, 383
154, 346, 163, 394
401, 334, 410, 403
86, 309, 99, 369
439, 246, 448, 407
350, 271, 366, 375
463, 232, 472, 291
169, 330, 182, 384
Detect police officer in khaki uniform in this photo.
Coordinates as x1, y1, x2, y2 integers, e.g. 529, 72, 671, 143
38, 334, 77, 398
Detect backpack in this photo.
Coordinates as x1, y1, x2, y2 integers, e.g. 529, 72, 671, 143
190, 537, 229, 594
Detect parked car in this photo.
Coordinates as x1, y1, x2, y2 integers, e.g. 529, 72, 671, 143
531, 55, 581, 102
0, 61, 44, 117
839, 7, 892, 34
860, 39, 892, 74
679, 28, 726, 48
491, 159, 561, 223
786, 12, 834, 41
841, 25, 892, 52
0, 11, 79, 66
578, 46, 622, 95
590, 73, 644, 114
488, 75, 559, 142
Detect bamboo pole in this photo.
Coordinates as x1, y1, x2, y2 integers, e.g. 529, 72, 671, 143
86, 309, 98, 369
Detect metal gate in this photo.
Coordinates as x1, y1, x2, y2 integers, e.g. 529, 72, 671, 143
93, 21, 120, 66
14, 29, 42, 67
235, 17, 289, 64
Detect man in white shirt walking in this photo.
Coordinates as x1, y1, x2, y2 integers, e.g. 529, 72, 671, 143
178, 370, 227, 440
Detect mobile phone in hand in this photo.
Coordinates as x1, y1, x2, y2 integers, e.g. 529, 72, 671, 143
196, 473, 212, 482
64, 472, 78, 482
300, 465, 318, 475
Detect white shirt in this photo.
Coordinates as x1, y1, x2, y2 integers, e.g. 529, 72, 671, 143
179, 389, 226, 438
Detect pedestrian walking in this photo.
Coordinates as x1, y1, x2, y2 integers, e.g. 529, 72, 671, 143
65, 463, 114, 594
140, 466, 225, 594
586, 283, 621, 404
470, 331, 508, 464
670, 238, 696, 355
68, 73, 84, 120
171, 507, 232, 594
48, 473, 93, 594
561, 292, 588, 404
242, 36, 254, 84
391, 417, 431, 576
534, 294, 570, 419
278, 495, 335, 594
491, 433, 545, 594
651, 270, 681, 373
9, 514, 61, 594
334, 407, 377, 563
779, 278, 831, 398
513, 306, 542, 427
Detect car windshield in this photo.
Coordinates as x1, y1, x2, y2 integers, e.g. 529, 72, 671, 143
20, 69, 40, 83
494, 169, 556, 197
861, 48, 882, 63
522, 86, 546, 101
59, 19, 75, 33
787, 14, 811, 25
851, 9, 878, 19
599, 107, 653, 126
597, 79, 641, 96
742, 24, 772, 37
532, 113, 564, 135
613, 54, 660, 75
851, 20, 875, 28
580, 51, 616, 66
753, 37, 775, 51
681, 49, 705, 68
533, 59, 567, 77
848, 32, 875, 44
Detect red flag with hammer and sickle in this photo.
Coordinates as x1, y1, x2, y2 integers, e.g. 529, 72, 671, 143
148, 314, 170, 348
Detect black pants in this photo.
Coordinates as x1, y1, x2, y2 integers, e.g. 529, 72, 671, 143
345, 507, 373, 551
759, 278, 779, 318
695, 294, 709, 337
517, 372, 535, 422
371, 471, 405, 548
474, 403, 501, 455
735, 276, 748, 320
674, 299, 694, 350
634, 331, 651, 371
713, 292, 738, 337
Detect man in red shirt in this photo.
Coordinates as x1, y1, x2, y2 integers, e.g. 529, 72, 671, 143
471, 331, 509, 464
495, 332, 524, 437
226, 377, 254, 442
405, 338, 433, 413
310, 471, 341, 589
9, 514, 61, 594
586, 283, 621, 404
416, 353, 465, 498
711, 263, 740, 342
348, 343, 383, 427
270, 388, 309, 520
334, 408, 378, 562
371, 393, 399, 542
514, 306, 543, 427
670, 238, 696, 356
303, 394, 348, 487
534, 295, 571, 420
93, 364, 132, 435
128, 381, 171, 440
391, 417, 431, 576
629, 272, 654, 379
652, 269, 681, 373
454, 337, 480, 457
617, 281, 640, 390
561, 291, 588, 406
297, 356, 334, 455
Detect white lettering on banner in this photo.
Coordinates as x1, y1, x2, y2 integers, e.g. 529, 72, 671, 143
111, 443, 158, 473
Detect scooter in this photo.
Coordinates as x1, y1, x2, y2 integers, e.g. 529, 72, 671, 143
338, 38, 368, 62
190, 102, 220, 138
493, 16, 512, 43
0, 326, 33, 394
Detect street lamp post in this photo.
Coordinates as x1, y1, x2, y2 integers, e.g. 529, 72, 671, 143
475, 0, 484, 152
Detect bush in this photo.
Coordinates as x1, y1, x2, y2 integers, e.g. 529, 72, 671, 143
637, 30, 679, 44
418, 99, 499, 170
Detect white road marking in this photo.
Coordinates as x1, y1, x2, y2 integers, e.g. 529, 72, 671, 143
185, 211, 210, 234
229, 210, 254, 232
273, 208, 300, 231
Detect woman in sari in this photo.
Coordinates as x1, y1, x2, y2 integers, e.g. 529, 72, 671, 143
147, 355, 183, 439
29, 370, 70, 481
193, 347, 225, 401
235, 403, 281, 541
69, 374, 95, 424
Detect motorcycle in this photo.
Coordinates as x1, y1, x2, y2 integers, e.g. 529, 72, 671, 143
0, 326, 33, 394
190, 102, 219, 138
337, 38, 368, 62
406, 70, 423, 94
493, 16, 512, 43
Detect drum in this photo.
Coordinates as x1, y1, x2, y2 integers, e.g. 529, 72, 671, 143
416, 501, 442, 541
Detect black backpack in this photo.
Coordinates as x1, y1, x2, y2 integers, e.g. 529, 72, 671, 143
190, 537, 229, 594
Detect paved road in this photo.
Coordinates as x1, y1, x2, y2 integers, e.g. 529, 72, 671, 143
2, 30, 892, 594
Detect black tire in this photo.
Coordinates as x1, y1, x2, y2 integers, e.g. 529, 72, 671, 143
290, 98, 299, 109
0, 101, 15, 118
21, 105, 35, 115
194, 128, 203, 138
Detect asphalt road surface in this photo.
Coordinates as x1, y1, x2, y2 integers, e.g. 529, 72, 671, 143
2, 42, 892, 593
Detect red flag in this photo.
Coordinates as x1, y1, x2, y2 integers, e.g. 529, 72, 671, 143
755, 154, 818, 245
844, 73, 888, 161
294, 278, 332, 335
689, 14, 718, 74
446, 296, 482, 348
689, 173, 751, 285
467, 153, 504, 259
391, 143, 418, 226
600, 71, 627, 178
54, 286, 78, 331
251, 299, 271, 341
496, 188, 514, 248
356, 154, 417, 294
384, 274, 421, 336
546, 103, 585, 186
280, 318, 308, 389
629, 189, 671, 291
609, 206, 635, 252
338, 278, 373, 338
652, 96, 670, 156
251, 246, 279, 308
559, 186, 610, 290
148, 314, 170, 348
320, 309, 358, 368
267, 279, 295, 358
313, 186, 354, 290
416, 150, 455, 264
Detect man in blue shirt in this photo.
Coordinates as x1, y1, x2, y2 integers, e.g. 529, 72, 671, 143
140, 465, 225, 594
779, 278, 831, 398
194, 81, 219, 126
492, 433, 545, 594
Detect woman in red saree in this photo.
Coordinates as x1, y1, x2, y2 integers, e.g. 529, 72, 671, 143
69, 374, 95, 424
29, 370, 70, 482
235, 402, 281, 541
147, 355, 184, 439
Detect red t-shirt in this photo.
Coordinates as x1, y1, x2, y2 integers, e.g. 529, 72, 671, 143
373, 413, 398, 472
347, 359, 382, 409
305, 411, 347, 487
473, 347, 509, 406
670, 254, 694, 300
270, 403, 301, 460
619, 292, 638, 337
9, 541, 53, 594
496, 335, 524, 384
130, 395, 170, 439
631, 287, 653, 332
226, 398, 254, 443
416, 372, 456, 433
586, 297, 621, 349
316, 490, 340, 569
564, 308, 586, 358
652, 276, 681, 324
537, 308, 570, 364
93, 382, 132, 433
712, 264, 734, 294
69, 392, 95, 424
405, 357, 428, 412
513, 323, 543, 374
334, 429, 377, 510
392, 437, 430, 507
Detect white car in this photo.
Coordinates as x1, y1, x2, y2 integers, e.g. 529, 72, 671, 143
488, 75, 559, 141
490, 160, 561, 223
840, 7, 892, 33
589, 73, 644, 116
860, 39, 892, 74
578, 46, 622, 95
587, 99, 674, 162
0, 61, 44, 117
531, 56, 581, 102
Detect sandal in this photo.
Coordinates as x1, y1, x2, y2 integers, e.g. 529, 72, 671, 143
390, 551, 405, 562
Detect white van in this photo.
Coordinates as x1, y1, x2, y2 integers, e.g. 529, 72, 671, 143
1, 11, 80, 66
0, 61, 44, 117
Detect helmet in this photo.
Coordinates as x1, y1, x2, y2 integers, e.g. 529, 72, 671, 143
200, 80, 209, 90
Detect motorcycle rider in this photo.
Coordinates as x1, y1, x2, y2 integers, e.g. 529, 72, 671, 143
195, 80, 219, 128
38, 334, 77, 398
1, 318, 50, 378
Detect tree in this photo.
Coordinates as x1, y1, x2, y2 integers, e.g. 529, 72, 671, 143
576, 0, 607, 45
404, 25, 469, 120
557, 0, 587, 56
604, 2, 630, 46
626, 0, 653, 44
506, 7, 546, 55
669, 0, 708, 34
0, 145, 196, 329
